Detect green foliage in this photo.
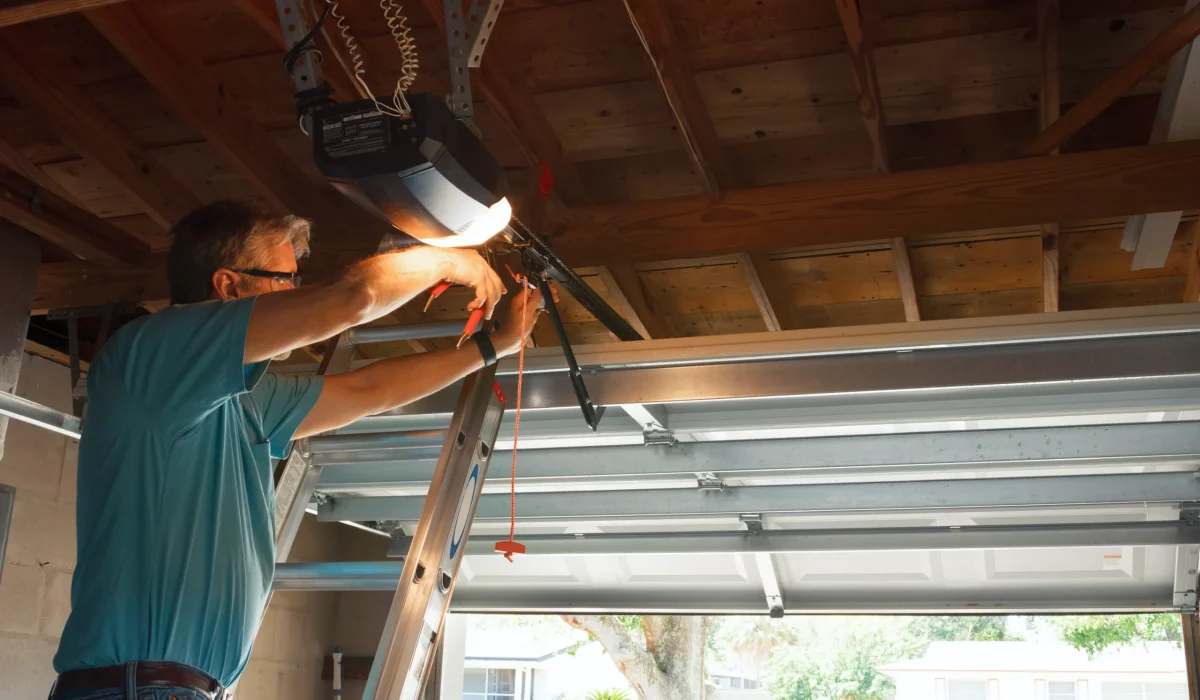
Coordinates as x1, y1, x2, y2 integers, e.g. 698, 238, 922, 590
584, 689, 632, 700
1051, 614, 1182, 657
613, 615, 644, 632
904, 616, 1017, 651
767, 632, 898, 700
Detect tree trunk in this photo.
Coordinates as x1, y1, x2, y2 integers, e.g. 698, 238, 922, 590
562, 615, 714, 700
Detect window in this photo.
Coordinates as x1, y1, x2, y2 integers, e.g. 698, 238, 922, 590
1102, 682, 1188, 700
948, 680, 989, 700
1049, 682, 1077, 700
463, 668, 517, 700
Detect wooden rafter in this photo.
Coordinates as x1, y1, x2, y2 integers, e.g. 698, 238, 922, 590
0, 165, 148, 266
0, 135, 76, 204
889, 238, 920, 322
734, 253, 783, 331
86, 3, 389, 274
834, 0, 888, 173
34, 255, 167, 314
622, 0, 733, 192
600, 264, 669, 339
416, 0, 590, 206
0, 0, 125, 28
0, 37, 200, 230
1038, 0, 1060, 313
1027, 2, 1200, 156
546, 141, 1200, 265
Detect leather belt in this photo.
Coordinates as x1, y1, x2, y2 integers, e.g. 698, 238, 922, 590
52, 662, 224, 700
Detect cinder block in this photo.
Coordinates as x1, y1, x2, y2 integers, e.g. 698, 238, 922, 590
40, 570, 72, 638
0, 419, 67, 501
57, 442, 77, 505
7, 494, 76, 573
0, 632, 59, 698
16, 355, 73, 415
0, 562, 45, 634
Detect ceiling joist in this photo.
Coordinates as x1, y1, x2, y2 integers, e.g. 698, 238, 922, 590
0, 37, 200, 230
1038, 0, 1061, 313
622, 0, 733, 192
85, 3, 389, 274
0, 165, 148, 266
1027, 2, 1200, 156
0, 0, 125, 28
834, 0, 888, 173
546, 140, 1200, 265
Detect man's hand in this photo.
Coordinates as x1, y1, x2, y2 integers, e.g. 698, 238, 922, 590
493, 284, 556, 357
420, 247, 506, 319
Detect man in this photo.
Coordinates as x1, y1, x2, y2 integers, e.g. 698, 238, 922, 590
49, 200, 547, 699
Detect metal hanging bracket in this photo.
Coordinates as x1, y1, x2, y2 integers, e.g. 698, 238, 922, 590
444, 0, 506, 118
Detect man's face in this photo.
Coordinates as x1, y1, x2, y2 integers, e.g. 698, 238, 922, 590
213, 238, 300, 361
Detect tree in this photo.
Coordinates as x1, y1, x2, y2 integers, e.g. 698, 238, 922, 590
562, 615, 715, 700
725, 618, 798, 681
768, 631, 897, 700
1050, 614, 1182, 657
904, 616, 1013, 646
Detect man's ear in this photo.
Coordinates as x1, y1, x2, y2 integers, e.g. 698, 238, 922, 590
211, 269, 241, 300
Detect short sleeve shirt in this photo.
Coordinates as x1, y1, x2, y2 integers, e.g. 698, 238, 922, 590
53, 297, 324, 686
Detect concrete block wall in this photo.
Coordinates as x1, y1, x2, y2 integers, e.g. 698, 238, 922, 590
0, 353, 343, 700
331, 529, 394, 700
0, 354, 79, 699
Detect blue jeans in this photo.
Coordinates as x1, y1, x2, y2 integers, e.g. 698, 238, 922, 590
50, 662, 222, 700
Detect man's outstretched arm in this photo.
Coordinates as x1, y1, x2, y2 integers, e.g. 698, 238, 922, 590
242, 246, 505, 364
292, 286, 548, 438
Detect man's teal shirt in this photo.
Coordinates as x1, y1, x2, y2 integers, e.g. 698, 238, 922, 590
53, 297, 324, 686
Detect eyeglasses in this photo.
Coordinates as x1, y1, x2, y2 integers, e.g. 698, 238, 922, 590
232, 268, 302, 287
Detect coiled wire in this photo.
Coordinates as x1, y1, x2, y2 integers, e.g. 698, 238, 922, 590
322, 0, 416, 116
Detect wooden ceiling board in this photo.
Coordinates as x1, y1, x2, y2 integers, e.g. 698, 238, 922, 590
488, 0, 654, 94
1060, 276, 1187, 311
639, 262, 761, 317
910, 237, 1041, 296
770, 250, 903, 306
139, 0, 279, 64
77, 78, 204, 149
106, 212, 169, 250
1059, 226, 1190, 285
726, 129, 876, 188
788, 298, 906, 330
578, 150, 707, 205
536, 80, 678, 161
666, 309, 766, 337
920, 287, 1041, 320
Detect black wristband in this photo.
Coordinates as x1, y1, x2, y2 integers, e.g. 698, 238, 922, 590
472, 330, 498, 367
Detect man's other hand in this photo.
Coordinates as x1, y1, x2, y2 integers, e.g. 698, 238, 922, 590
493, 284, 556, 357
428, 248, 505, 319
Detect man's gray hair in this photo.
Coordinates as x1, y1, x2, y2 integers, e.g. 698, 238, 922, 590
237, 215, 313, 268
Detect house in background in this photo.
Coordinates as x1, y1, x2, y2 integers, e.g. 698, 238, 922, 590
880, 641, 1188, 700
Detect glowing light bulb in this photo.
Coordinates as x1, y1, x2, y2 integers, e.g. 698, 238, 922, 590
425, 197, 512, 248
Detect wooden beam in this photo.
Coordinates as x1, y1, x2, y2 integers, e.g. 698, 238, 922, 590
1123, 0, 1200, 270
834, 0, 888, 173
889, 238, 920, 322
0, 0, 124, 28
600, 264, 669, 339
0, 135, 76, 204
621, 0, 733, 192
416, 0, 591, 206
0, 165, 147, 266
1185, 219, 1200, 303
34, 255, 167, 313
1027, 2, 1200, 156
86, 3, 387, 275
733, 253, 783, 331
0, 37, 200, 230
592, 265, 654, 340
1038, 0, 1061, 313
229, 0, 360, 103
545, 141, 1200, 266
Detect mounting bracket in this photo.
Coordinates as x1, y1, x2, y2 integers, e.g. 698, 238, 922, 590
444, 0, 506, 119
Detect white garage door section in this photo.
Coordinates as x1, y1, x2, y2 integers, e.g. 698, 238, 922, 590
275, 305, 1200, 615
